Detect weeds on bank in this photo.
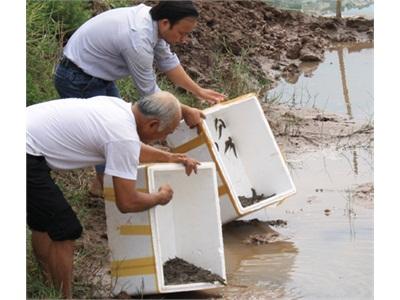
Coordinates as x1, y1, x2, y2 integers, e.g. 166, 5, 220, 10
27, 0, 92, 106
211, 45, 269, 100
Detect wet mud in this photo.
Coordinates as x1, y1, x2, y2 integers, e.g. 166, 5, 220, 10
163, 257, 226, 285
225, 219, 288, 245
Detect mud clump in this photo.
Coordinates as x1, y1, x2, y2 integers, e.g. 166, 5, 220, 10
230, 218, 287, 228
244, 232, 280, 245
163, 257, 225, 285
265, 219, 288, 227
352, 182, 374, 209
226, 219, 287, 245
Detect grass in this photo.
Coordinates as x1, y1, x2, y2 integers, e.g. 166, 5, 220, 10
26, 0, 91, 106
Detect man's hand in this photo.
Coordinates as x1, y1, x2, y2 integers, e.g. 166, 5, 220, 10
156, 184, 173, 206
195, 88, 226, 105
169, 153, 200, 175
182, 105, 205, 128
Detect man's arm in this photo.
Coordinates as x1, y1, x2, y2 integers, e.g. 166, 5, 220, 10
112, 176, 173, 213
165, 65, 225, 104
180, 104, 205, 128
140, 143, 200, 175
121, 45, 160, 97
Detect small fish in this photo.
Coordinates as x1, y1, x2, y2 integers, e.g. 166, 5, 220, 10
214, 118, 227, 139
217, 120, 226, 139
231, 143, 237, 158
251, 188, 264, 201
251, 188, 257, 200
214, 142, 219, 152
224, 136, 233, 153
224, 136, 238, 158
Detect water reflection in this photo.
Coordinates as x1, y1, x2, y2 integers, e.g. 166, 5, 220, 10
221, 222, 299, 299
267, 42, 374, 121
264, 0, 374, 19
239, 148, 373, 299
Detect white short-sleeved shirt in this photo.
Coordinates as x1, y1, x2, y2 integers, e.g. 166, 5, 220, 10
64, 4, 180, 97
26, 96, 140, 180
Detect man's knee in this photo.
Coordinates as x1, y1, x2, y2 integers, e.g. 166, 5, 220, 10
48, 207, 83, 241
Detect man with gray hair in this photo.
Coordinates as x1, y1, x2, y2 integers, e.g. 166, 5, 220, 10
26, 91, 199, 298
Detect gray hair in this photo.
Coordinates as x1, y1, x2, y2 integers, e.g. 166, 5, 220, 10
137, 91, 181, 131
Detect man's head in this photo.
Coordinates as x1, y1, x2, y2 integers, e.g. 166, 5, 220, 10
133, 91, 182, 144
150, 1, 199, 45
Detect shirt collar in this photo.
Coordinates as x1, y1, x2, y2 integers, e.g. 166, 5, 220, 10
151, 20, 159, 46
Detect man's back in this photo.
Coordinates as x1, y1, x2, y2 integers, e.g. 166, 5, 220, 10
64, 4, 156, 81
26, 97, 140, 179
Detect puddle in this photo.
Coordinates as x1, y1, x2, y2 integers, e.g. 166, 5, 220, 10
220, 148, 373, 299
267, 42, 374, 122
264, 0, 374, 19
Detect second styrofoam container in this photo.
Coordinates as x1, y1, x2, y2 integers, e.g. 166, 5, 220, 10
167, 93, 296, 224
103, 163, 226, 296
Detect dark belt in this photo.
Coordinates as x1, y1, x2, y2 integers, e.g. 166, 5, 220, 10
59, 56, 111, 83
60, 56, 82, 71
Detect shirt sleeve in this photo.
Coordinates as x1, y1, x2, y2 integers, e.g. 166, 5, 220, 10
154, 39, 181, 72
104, 140, 141, 180
121, 35, 161, 98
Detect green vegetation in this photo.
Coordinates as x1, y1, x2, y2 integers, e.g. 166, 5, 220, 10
27, 0, 91, 105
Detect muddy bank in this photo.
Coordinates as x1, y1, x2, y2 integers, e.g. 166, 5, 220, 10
262, 101, 374, 154
173, 0, 373, 90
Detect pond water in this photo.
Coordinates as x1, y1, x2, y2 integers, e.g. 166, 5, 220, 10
221, 147, 373, 299
267, 42, 374, 122
264, 0, 374, 19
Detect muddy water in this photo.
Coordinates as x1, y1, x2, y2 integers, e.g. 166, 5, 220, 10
216, 40, 374, 299
264, 0, 374, 19
219, 147, 373, 299
268, 43, 373, 121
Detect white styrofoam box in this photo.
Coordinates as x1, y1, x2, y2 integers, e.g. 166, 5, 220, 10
167, 93, 296, 224
103, 162, 226, 296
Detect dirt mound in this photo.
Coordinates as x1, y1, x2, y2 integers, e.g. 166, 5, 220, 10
171, 1, 373, 90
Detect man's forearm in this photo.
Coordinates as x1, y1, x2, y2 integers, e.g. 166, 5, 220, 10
165, 65, 201, 96
117, 190, 161, 213
139, 143, 172, 163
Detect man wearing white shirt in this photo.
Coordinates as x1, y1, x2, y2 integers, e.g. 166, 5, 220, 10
27, 91, 199, 298
54, 1, 224, 121
54, 1, 224, 196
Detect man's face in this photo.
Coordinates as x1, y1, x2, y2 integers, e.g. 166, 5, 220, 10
141, 114, 181, 144
159, 17, 197, 45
